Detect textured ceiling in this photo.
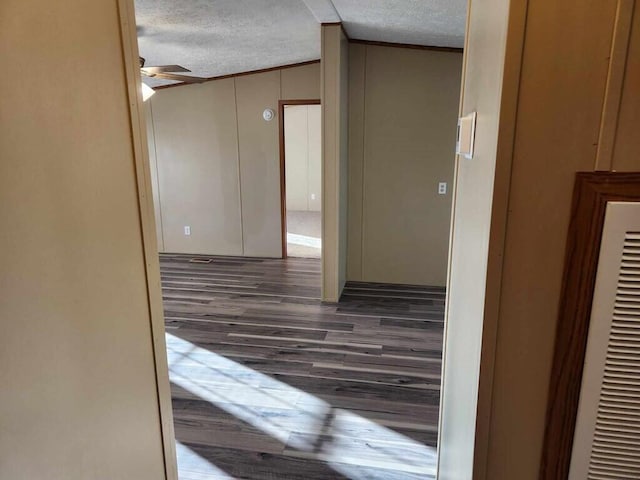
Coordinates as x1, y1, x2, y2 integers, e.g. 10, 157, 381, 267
334, 0, 467, 47
135, 0, 467, 87
135, 0, 321, 87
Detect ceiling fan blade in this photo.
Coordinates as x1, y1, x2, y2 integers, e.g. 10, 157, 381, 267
141, 65, 191, 74
152, 72, 207, 84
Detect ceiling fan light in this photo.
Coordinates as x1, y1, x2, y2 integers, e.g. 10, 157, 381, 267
141, 83, 155, 102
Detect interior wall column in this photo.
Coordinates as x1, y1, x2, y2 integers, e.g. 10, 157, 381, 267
320, 23, 349, 302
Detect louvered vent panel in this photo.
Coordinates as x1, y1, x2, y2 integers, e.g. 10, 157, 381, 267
569, 204, 640, 480
588, 233, 640, 479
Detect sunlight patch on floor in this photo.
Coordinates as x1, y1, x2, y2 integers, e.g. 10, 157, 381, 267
166, 333, 437, 479
175, 442, 234, 480
287, 232, 321, 249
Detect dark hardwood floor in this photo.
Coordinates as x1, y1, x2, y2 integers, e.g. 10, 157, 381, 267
160, 254, 444, 480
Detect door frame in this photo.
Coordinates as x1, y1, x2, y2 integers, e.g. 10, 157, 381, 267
278, 99, 322, 258
117, 0, 523, 477
117, 1, 178, 478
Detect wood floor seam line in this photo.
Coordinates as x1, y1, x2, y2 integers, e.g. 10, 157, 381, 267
160, 253, 441, 480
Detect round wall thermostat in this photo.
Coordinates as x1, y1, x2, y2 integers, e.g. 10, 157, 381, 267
262, 108, 275, 121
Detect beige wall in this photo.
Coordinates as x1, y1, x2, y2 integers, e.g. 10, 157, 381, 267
281, 63, 322, 99
145, 101, 165, 251
147, 63, 320, 257
611, 0, 640, 171
236, 71, 281, 257
321, 24, 349, 301
339, 33, 349, 294
481, 1, 630, 478
439, 0, 640, 478
347, 45, 462, 286
150, 78, 243, 255
437, 0, 513, 475
284, 105, 322, 212
0, 1, 169, 479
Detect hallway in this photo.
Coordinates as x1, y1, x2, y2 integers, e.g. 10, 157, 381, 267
160, 254, 444, 479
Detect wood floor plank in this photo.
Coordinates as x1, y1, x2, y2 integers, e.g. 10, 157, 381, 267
161, 253, 443, 480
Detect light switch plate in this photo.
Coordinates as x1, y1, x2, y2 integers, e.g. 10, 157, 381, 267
456, 111, 477, 159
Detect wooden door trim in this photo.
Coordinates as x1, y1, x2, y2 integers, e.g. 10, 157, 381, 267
278, 99, 321, 258
153, 60, 321, 91
540, 171, 640, 480
349, 38, 463, 53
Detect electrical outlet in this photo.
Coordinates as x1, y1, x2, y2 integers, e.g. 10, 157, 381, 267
438, 182, 447, 195
311, 193, 316, 200
184, 226, 191, 236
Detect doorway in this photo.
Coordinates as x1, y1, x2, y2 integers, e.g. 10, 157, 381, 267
134, 6, 467, 480
279, 100, 322, 259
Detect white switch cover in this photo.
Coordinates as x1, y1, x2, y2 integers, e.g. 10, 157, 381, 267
184, 226, 191, 236
311, 193, 316, 200
438, 182, 447, 195
456, 111, 477, 159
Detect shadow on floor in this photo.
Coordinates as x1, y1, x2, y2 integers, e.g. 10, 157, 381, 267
172, 383, 353, 480
160, 254, 441, 479
168, 334, 437, 480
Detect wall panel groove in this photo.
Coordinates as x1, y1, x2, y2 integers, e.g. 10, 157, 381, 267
346, 45, 462, 286
146, 63, 320, 258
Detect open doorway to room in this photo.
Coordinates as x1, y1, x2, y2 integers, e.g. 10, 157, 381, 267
280, 100, 322, 258
133, 1, 466, 479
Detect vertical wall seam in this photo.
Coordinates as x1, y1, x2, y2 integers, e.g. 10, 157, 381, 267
149, 101, 166, 252
320, 26, 327, 299
594, 0, 635, 172
233, 78, 245, 255
336, 31, 340, 297
334, 25, 344, 301
304, 105, 311, 211
360, 45, 368, 281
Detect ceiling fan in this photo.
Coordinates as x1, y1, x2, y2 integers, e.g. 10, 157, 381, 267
139, 57, 206, 84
